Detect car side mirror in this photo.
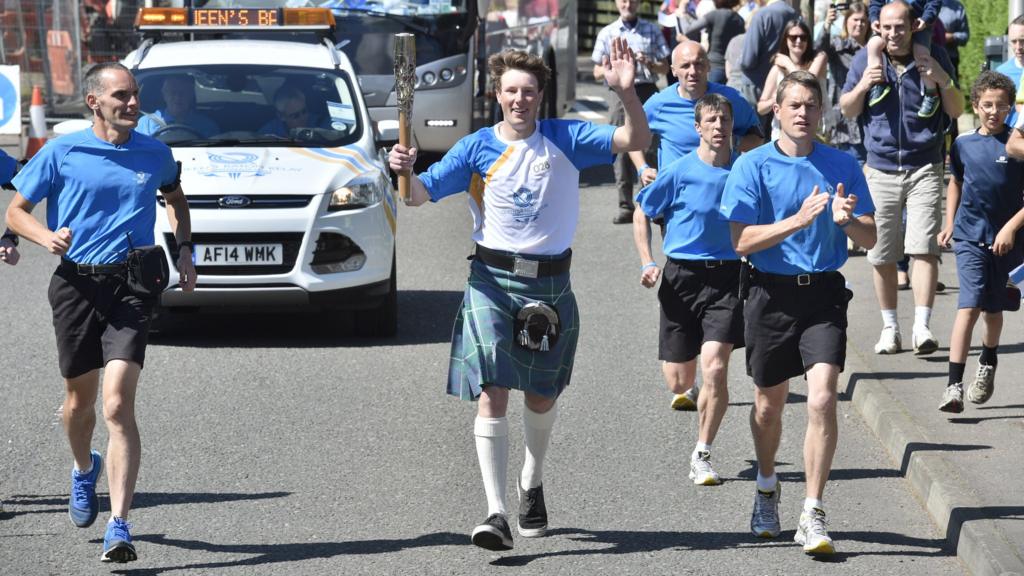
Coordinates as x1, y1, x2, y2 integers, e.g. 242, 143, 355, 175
53, 118, 93, 136
376, 119, 400, 144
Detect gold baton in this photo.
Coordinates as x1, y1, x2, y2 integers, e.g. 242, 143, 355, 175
393, 33, 416, 202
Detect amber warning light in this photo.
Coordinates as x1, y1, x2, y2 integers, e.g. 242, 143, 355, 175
136, 7, 334, 29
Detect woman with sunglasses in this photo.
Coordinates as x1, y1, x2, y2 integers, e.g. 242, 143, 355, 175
757, 19, 827, 140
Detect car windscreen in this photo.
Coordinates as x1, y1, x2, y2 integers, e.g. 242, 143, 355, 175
134, 65, 361, 147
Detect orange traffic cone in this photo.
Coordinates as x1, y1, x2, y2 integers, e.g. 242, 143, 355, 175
25, 86, 47, 159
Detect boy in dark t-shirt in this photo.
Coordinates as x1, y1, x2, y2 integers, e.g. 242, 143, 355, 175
937, 71, 1024, 413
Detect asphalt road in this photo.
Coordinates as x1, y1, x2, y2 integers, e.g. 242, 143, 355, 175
0, 82, 967, 575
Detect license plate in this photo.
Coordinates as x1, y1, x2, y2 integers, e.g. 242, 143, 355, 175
194, 244, 283, 266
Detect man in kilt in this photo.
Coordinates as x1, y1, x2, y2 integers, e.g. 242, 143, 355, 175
388, 41, 651, 550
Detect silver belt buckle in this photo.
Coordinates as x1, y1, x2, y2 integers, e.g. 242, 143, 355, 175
797, 274, 811, 286
513, 257, 539, 279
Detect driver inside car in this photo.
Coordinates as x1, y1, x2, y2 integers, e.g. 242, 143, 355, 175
137, 74, 220, 138
259, 85, 333, 137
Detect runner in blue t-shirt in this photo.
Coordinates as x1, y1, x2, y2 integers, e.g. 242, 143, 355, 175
719, 70, 876, 557
1, 149, 22, 265
389, 44, 650, 552
937, 72, 1024, 414
630, 41, 762, 188
633, 93, 742, 488
4, 62, 196, 565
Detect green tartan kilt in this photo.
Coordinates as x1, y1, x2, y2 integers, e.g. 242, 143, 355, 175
447, 256, 579, 401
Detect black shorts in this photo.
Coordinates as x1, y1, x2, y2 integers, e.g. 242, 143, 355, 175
744, 271, 848, 387
48, 265, 154, 379
658, 258, 745, 363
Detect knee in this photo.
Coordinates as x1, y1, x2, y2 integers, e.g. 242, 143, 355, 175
103, 395, 136, 428
806, 390, 837, 419
752, 397, 783, 424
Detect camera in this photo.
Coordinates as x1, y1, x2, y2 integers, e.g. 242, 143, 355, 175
831, 2, 849, 10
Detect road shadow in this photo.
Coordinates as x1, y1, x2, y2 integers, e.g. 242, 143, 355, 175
488, 527, 949, 566
841, 371, 941, 402
149, 289, 462, 348
948, 414, 1024, 424
730, 460, 901, 483
898, 443, 991, 476
1, 491, 290, 520
579, 164, 614, 188
946, 506, 1024, 554
106, 531, 464, 575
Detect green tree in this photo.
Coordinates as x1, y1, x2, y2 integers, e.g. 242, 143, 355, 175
960, 0, 1008, 99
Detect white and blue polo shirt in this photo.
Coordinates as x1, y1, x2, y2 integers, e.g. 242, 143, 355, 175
419, 119, 615, 255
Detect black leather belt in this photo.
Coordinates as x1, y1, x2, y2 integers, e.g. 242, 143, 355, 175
60, 258, 126, 275
752, 269, 842, 286
669, 258, 740, 270
474, 245, 571, 278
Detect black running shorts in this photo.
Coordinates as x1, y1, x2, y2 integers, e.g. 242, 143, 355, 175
658, 258, 745, 363
48, 266, 153, 379
744, 271, 848, 387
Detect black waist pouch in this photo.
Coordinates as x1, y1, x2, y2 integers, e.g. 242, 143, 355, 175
124, 237, 169, 299
515, 302, 560, 352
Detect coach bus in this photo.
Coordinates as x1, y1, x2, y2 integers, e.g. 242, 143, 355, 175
198, 0, 577, 154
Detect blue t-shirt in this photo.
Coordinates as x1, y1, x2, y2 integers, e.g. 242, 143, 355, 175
949, 129, 1024, 245
12, 128, 178, 264
719, 142, 875, 274
635, 150, 738, 260
643, 82, 760, 169
995, 59, 1023, 91
0, 149, 17, 183
419, 119, 615, 255
136, 108, 219, 138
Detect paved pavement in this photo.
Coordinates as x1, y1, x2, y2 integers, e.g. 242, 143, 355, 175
840, 254, 1024, 576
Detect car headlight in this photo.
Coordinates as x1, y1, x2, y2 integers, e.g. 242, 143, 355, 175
328, 181, 383, 211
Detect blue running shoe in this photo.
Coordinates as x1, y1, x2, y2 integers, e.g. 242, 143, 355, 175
69, 450, 102, 528
101, 517, 137, 563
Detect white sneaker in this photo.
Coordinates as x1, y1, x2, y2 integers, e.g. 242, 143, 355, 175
912, 327, 938, 355
670, 386, 699, 411
688, 451, 721, 486
938, 382, 964, 413
967, 364, 995, 404
874, 326, 902, 354
795, 507, 835, 555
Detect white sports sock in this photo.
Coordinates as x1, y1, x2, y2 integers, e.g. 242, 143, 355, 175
74, 462, 93, 475
756, 471, 778, 492
520, 404, 558, 490
914, 306, 932, 332
475, 416, 509, 516
692, 442, 712, 460
881, 309, 898, 330
804, 498, 825, 512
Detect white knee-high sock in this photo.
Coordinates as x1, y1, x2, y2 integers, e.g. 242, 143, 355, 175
475, 416, 509, 516
520, 404, 558, 490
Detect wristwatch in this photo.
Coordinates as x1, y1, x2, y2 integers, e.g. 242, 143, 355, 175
0, 231, 17, 246
178, 240, 194, 252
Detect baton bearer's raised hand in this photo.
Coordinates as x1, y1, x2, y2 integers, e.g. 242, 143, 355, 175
393, 33, 416, 203
602, 36, 636, 94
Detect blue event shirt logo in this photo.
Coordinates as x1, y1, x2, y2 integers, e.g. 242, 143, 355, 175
511, 187, 541, 224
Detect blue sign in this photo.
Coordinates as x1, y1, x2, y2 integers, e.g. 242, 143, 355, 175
0, 72, 15, 128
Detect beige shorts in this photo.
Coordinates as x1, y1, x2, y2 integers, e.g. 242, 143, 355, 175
864, 163, 943, 266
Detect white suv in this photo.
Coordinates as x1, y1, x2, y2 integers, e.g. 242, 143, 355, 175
123, 8, 398, 336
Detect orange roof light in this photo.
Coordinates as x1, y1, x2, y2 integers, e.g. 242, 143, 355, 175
136, 8, 188, 27
282, 8, 335, 27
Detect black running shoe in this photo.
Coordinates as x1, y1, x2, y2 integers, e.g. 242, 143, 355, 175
517, 483, 548, 537
471, 513, 513, 551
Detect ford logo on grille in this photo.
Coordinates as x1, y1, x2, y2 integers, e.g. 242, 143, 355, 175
219, 195, 252, 208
